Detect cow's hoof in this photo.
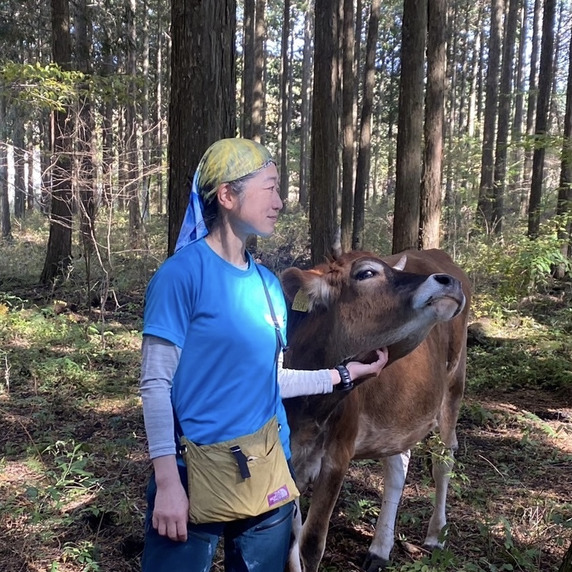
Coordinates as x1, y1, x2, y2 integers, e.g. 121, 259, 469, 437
422, 542, 445, 553
362, 553, 390, 572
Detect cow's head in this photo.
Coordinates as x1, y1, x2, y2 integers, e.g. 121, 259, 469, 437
281, 251, 466, 370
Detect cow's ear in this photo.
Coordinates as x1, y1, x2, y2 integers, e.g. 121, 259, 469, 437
393, 255, 407, 271
280, 268, 333, 311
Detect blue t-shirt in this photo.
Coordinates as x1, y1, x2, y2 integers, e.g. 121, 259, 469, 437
143, 238, 291, 458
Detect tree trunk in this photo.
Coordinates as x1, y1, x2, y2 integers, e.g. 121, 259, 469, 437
299, 4, 313, 210
420, 0, 446, 250
310, 0, 340, 265
39, 112, 52, 214
125, 0, 141, 244
41, 0, 73, 284
476, 0, 502, 231
522, 0, 542, 215
100, 17, 115, 209
76, 0, 97, 263
392, 0, 426, 254
528, 0, 555, 238
340, 0, 355, 253
352, 0, 380, 251
492, 0, 519, 234
13, 117, 26, 220
155, 7, 165, 215
279, 0, 291, 203
508, 0, 528, 200
555, 27, 572, 275
141, 0, 151, 219
242, 0, 255, 139
252, 0, 266, 143
0, 95, 11, 240
26, 125, 34, 211
168, 0, 236, 256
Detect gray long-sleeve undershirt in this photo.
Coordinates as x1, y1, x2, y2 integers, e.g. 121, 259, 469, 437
140, 335, 333, 459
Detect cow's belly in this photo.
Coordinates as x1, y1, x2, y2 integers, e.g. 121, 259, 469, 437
353, 413, 438, 458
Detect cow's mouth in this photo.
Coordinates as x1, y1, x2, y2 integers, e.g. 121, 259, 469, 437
427, 293, 466, 318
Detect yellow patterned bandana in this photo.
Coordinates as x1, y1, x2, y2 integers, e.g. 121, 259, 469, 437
175, 138, 274, 252
197, 138, 274, 202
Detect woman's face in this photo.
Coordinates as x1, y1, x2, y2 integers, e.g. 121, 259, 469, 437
229, 163, 283, 238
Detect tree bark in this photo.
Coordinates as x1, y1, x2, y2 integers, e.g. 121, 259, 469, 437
41, 0, 73, 284
13, 117, 26, 220
310, 0, 340, 265
168, 0, 236, 256
419, 0, 446, 250
125, 0, 141, 244
352, 0, 380, 251
340, 0, 355, 253
528, 0, 555, 238
76, 0, 97, 261
555, 27, 572, 274
508, 0, 528, 199
392, 0, 426, 254
279, 0, 291, 203
476, 0, 503, 231
492, 0, 519, 234
242, 0, 255, 139
252, 0, 266, 143
299, 3, 313, 209
0, 94, 11, 240
522, 0, 542, 215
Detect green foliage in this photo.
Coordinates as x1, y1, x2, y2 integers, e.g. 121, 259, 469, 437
460, 222, 571, 304
0, 60, 136, 117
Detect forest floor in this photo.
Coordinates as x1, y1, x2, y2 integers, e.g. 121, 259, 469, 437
0, 226, 571, 572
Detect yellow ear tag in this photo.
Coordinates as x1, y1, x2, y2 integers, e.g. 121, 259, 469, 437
291, 290, 310, 312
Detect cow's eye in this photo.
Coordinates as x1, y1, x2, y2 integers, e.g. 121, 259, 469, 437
355, 269, 376, 281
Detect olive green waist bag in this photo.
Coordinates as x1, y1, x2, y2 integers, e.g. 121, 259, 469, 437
179, 416, 299, 524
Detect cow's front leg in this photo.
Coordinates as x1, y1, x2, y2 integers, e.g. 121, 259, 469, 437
299, 456, 351, 572
424, 445, 455, 550
364, 450, 411, 572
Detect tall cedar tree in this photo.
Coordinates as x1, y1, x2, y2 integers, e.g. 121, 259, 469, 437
476, 0, 502, 231
310, 0, 339, 265
41, 0, 73, 284
492, 0, 520, 233
279, 0, 291, 203
340, 0, 355, 253
419, 0, 446, 249
556, 27, 572, 268
522, 0, 542, 213
125, 0, 141, 243
167, 0, 236, 255
252, 0, 266, 143
352, 0, 380, 251
299, 4, 313, 209
392, 0, 426, 254
76, 0, 97, 259
242, 0, 255, 138
0, 95, 11, 239
528, 0, 555, 238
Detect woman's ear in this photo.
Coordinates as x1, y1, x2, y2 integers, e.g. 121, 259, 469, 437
216, 183, 236, 211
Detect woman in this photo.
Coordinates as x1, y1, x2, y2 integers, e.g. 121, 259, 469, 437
140, 137, 388, 572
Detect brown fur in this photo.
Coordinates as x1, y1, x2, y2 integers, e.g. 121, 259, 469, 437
282, 249, 471, 572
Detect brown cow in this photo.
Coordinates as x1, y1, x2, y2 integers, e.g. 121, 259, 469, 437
280, 249, 471, 572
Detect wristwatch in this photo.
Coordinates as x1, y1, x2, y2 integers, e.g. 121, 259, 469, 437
334, 364, 354, 391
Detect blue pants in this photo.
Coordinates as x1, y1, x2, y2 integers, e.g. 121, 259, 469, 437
141, 467, 294, 572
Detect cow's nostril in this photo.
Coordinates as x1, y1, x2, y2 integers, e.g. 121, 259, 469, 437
434, 274, 452, 285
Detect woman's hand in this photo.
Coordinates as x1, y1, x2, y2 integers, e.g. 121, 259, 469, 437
339, 347, 389, 385
152, 456, 189, 542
